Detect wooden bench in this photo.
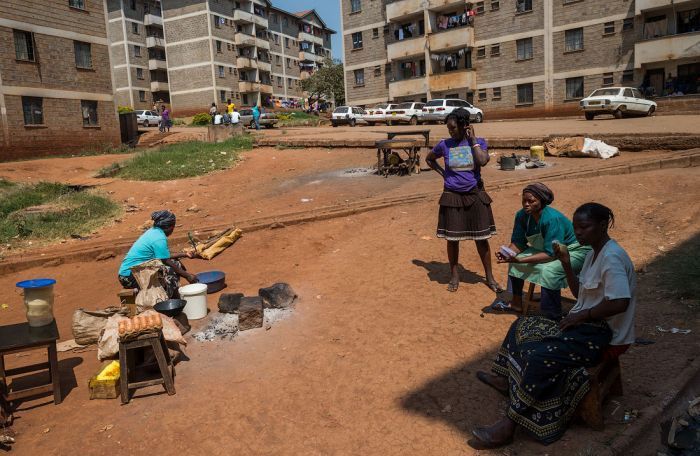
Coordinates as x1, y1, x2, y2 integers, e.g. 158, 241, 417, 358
577, 353, 624, 430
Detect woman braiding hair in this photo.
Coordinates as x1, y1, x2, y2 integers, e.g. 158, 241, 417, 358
425, 108, 502, 293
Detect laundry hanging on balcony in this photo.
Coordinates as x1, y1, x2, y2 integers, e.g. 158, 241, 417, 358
430, 47, 471, 61
437, 10, 475, 30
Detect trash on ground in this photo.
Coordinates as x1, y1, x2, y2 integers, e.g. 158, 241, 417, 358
656, 326, 692, 334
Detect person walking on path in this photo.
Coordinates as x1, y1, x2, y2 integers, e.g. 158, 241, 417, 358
160, 105, 171, 132
209, 102, 217, 124
252, 104, 261, 130
425, 108, 502, 293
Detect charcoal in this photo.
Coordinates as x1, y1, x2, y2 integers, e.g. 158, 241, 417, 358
259, 283, 297, 309
218, 293, 244, 314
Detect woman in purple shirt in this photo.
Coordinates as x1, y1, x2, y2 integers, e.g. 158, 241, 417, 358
426, 108, 501, 293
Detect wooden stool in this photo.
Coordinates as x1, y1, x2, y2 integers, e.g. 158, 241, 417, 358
0, 321, 61, 406
118, 330, 175, 404
118, 289, 138, 317
577, 355, 624, 430
521, 282, 540, 315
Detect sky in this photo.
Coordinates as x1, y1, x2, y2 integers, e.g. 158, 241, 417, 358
270, 0, 344, 61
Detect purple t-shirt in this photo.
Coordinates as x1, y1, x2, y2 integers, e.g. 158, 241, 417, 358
432, 137, 481, 192
161, 109, 170, 121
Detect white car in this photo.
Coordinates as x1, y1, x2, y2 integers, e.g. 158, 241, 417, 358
386, 102, 426, 125
580, 87, 657, 120
331, 106, 365, 127
135, 110, 161, 127
421, 99, 484, 124
364, 103, 399, 126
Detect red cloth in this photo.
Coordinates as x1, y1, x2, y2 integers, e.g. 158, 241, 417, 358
602, 344, 630, 362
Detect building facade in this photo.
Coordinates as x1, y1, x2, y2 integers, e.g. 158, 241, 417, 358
0, 0, 120, 159
341, 0, 700, 117
106, 0, 170, 110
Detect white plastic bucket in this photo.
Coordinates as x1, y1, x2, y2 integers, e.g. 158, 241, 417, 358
179, 283, 208, 320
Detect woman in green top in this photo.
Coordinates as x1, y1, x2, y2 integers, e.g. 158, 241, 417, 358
494, 183, 590, 318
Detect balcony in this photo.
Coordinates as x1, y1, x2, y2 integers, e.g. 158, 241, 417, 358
148, 58, 167, 70
256, 37, 270, 50
151, 81, 169, 92
387, 37, 425, 61
299, 51, 323, 62
144, 13, 163, 27
429, 69, 476, 92
299, 32, 323, 45
238, 81, 273, 93
635, 0, 697, 15
146, 36, 165, 48
236, 57, 258, 69
634, 32, 700, 68
429, 26, 474, 51
258, 60, 272, 72
235, 32, 257, 47
389, 77, 427, 99
386, 0, 423, 22
233, 9, 268, 28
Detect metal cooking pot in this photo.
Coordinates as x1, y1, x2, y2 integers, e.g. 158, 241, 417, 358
195, 270, 226, 294
498, 154, 517, 171
154, 299, 187, 317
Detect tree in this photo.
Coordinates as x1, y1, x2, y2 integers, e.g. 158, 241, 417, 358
300, 58, 345, 106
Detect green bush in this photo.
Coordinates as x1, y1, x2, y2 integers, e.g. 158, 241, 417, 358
191, 113, 212, 125
118, 106, 134, 114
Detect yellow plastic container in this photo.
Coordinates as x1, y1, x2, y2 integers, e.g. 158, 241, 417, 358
530, 145, 545, 161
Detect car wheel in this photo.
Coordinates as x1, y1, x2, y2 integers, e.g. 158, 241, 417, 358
409, 116, 418, 126
613, 108, 624, 119
647, 106, 655, 117
584, 112, 595, 121
350, 118, 356, 127
143, 120, 149, 127
474, 113, 483, 123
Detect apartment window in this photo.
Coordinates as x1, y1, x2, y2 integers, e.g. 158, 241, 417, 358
276, 55, 281, 64
351, 0, 361, 13
138, 90, 146, 102
132, 22, 139, 35
475, 2, 485, 14
216, 40, 222, 53
242, 94, 249, 105
130, 0, 136, 10
220, 90, 226, 102
13, 30, 35, 62
517, 83, 533, 104
273, 34, 279, 44
22, 97, 43, 125
677, 9, 700, 34
491, 1, 500, 11
602, 73, 614, 86
565, 28, 583, 52
604, 21, 615, 35
285, 37, 290, 48
352, 32, 363, 49
288, 78, 293, 88
622, 70, 634, 82
271, 13, 278, 24
134, 45, 141, 57
286, 58, 291, 68
622, 18, 634, 31
218, 65, 225, 78
565, 77, 584, 99
490, 44, 500, 57
136, 67, 144, 79
516, 38, 533, 60
69, 0, 85, 10
81, 100, 98, 127
478, 89, 487, 101
493, 87, 502, 100
354, 69, 364, 86
374, 65, 381, 77
516, 0, 532, 13
277, 76, 282, 86
372, 28, 379, 39
74, 41, 92, 69
214, 15, 221, 28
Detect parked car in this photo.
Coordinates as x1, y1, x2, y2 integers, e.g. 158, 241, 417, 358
364, 103, 399, 126
331, 106, 365, 127
421, 99, 484, 124
135, 110, 161, 127
238, 108, 278, 128
579, 87, 657, 120
385, 102, 425, 125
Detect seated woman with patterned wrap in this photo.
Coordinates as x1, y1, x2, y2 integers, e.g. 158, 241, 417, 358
117, 210, 201, 299
495, 182, 590, 318
470, 203, 636, 449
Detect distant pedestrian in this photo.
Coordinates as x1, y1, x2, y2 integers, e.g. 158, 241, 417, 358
214, 112, 223, 125
152, 103, 159, 114
160, 105, 171, 132
230, 108, 240, 125
252, 105, 261, 130
227, 99, 235, 116
209, 102, 217, 123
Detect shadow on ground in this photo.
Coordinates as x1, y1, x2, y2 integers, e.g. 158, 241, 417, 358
412, 259, 485, 287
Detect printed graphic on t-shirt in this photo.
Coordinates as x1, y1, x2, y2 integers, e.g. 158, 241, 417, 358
448, 146, 474, 171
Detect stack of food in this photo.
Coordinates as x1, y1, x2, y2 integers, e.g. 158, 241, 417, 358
118, 313, 163, 339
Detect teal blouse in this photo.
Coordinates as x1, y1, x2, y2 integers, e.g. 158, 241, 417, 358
510, 206, 577, 256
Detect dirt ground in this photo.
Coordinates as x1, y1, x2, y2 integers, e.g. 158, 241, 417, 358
1, 164, 699, 455
0, 145, 692, 261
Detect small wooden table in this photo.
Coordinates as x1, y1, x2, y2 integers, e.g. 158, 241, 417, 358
386, 129, 431, 147
0, 320, 61, 406
375, 139, 422, 177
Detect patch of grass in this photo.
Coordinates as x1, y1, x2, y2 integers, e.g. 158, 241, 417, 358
109, 136, 253, 181
277, 110, 323, 127
0, 182, 119, 244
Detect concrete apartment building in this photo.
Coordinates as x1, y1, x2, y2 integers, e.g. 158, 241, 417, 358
0, 0, 120, 159
341, 0, 700, 117
106, 0, 170, 110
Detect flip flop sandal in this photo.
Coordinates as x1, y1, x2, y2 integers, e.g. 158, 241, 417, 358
476, 371, 508, 397
487, 282, 505, 293
489, 299, 510, 311
447, 281, 459, 292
